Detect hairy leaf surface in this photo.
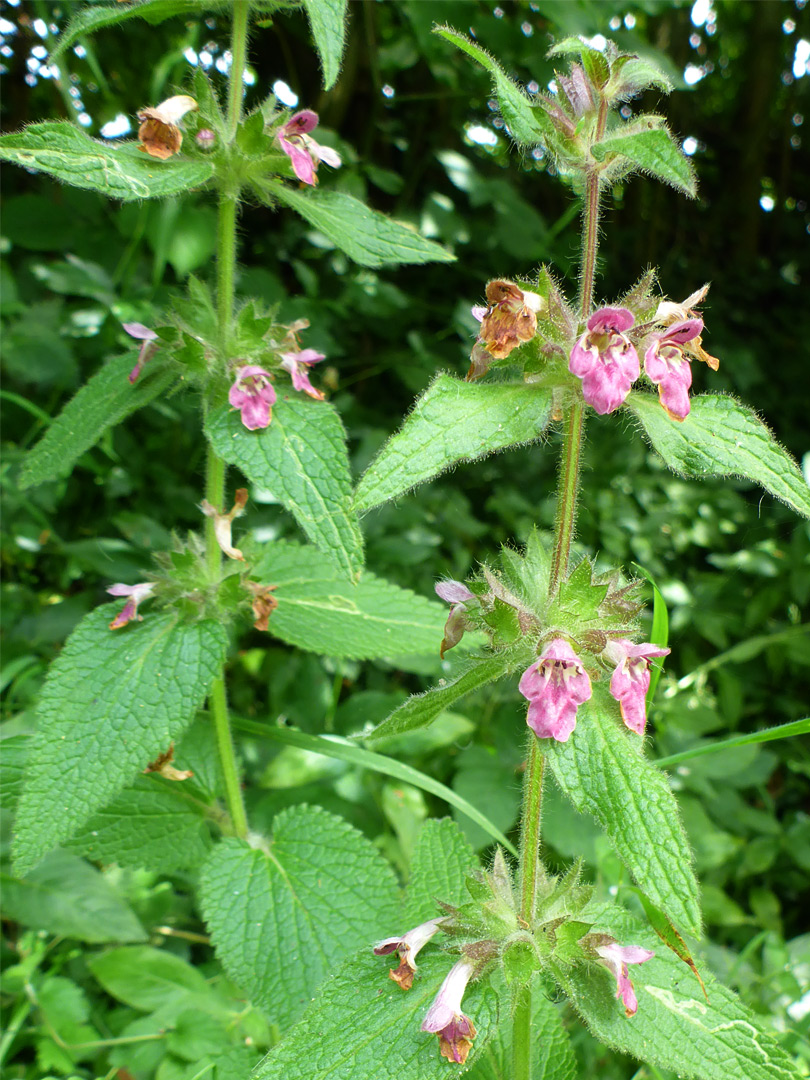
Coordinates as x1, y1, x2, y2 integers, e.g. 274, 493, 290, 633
302, 0, 348, 90
354, 375, 553, 513
403, 818, 478, 925
13, 609, 227, 875
199, 808, 400, 1031
629, 393, 810, 518
593, 127, 696, 196
206, 399, 364, 579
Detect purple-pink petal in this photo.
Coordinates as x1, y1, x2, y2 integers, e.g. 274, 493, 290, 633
435, 581, 475, 605
229, 366, 277, 431
519, 639, 592, 743
122, 322, 158, 342
586, 306, 634, 334
281, 109, 319, 136
278, 136, 316, 185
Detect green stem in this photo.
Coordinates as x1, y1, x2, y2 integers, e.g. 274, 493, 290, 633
203, 3, 252, 842
548, 400, 585, 595
518, 736, 545, 923
512, 986, 533, 1080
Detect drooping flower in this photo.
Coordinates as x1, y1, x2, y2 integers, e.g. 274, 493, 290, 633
277, 110, 342, 186
654, 284, 720, 371
595, 941, 655, 1017
228, 365, 277, 431
519, 638, 592, 742
373, 918, 444, 991
201, 489, 248, 561
569, 306, 640, 414
421, 959, 477, 1064
280, 348, 326, 400
247, 582, 278, 631
644, 319, 704, 421
435, 580, 475, 659
144, 742, 193, 781
122, 322, 159, 383
137, 94, 198, 159
476, 279, 544, 360
107, 581, 156, 630
605, 638, 671, 736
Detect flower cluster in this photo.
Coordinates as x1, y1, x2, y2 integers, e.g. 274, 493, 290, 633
519, 636, 669, 743
568, 287, 717, 421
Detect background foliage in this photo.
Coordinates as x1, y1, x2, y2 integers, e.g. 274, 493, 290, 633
1, 1, 808, 1078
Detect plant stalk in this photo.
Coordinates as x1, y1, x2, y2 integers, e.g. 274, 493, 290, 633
203, 3, 252, 841
513, 96, 607, 1080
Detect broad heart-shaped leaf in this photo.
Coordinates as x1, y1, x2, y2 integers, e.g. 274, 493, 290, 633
628, 392, 810, 519
403, 818, 478, 925
251, 540, 446, 662
354, 375, 553, 513
1, 850, 146, 944
553, 902, 801, 1080
468, 982, 576, 1080
592, 126, 696, 196
20, 353, 176, 489
67, 776, 210, 874
302, 0, 348, 90
0, 122, 214, 200
198, 807, 400, 1031
48, 0, 217, 62
206, 398, 364, 579
12, 608, 228, 876
251, 950, 499, 1080
544, 690, 701, 937
265, 184, 455, 267
434, 26, 551, 145
366, 647, 531, 747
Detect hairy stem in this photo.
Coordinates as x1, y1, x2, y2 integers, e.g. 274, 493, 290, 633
203, 4, 251, 841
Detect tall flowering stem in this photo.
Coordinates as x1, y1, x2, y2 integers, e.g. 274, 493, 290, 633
513, 99, 607, 1080
204, 5, 252, 842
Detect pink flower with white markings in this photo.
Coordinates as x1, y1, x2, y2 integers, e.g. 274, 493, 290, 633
228, 366, 277, 430
280, 348, 326, 400
107, 582, 156, 630
421, 959, 477, 1064
277, 110, 341, 186
435, 580, 475, 658
595, 941, 654, 1017
373, 917, 443, 991
122, 322, 159, 383
569, 306, 639, 414
519, 638, 592, 742
643, 318, 704, 421
605, 638, 671, 735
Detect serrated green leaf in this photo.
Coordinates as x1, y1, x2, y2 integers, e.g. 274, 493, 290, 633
302, 0, 348, 90
251, 539, 444, 660
68, 776, 210, 873
265, 184, 455, 267
367, 649, 529, 746
251, 950, 499, 1080
89, 945, 212, 1011
199, 807, 401, 1030
592, 127, 696, 196
19, 353, 176, 489
0, 122, 214, 200
628, 392, 810, 519
206, 399, 364, 579
554, 902, 801, 1080
544, 690, 701, 937
48, 0, 217, 62
13, 608, 228, 875
435, 26, 550, 145
468, 983, 576, 1080
354, 375, 553, 513
404, 818, 478, 924
1, 850, 146, 943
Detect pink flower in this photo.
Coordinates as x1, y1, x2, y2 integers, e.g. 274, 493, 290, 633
519, 638, 592, 742
122, 322, 159, 383
228, 366, 277, 430
280, 348, 326, 400
373, 918, 443, 991
644, 319, 704, 421
435, 580, 475, 659
605, 638, 671, 736
421, 959, 477, 1064
595, 942, 654, 1017
569, 307, 640, 414
107, 581, 156, 630
277, 110, 341, 186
